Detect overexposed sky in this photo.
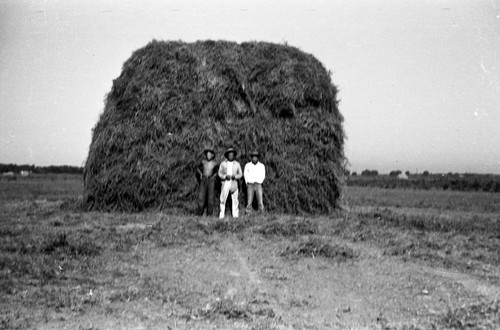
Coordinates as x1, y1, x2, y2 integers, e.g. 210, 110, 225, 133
1, 0, 499, 174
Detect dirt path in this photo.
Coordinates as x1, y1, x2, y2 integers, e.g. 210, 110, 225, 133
427, 268, 500, 301
219, 233, 498, 329
228, 240, 263, 289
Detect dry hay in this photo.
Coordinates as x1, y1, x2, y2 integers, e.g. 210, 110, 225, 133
83, 40, 345, 213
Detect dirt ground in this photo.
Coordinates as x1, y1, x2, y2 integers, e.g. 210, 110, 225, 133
1, 179, 499, 329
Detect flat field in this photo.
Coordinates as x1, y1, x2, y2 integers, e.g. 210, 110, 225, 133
1, 175, 499, 329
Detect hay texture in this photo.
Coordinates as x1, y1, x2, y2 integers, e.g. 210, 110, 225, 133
83, 40, 345, 213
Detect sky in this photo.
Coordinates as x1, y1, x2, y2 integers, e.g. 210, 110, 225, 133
0, 0, 499, 174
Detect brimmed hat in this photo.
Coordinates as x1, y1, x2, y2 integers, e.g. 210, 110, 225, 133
249, 150, 260, 157
224, 147, 237, 158
203, 148, 215, 155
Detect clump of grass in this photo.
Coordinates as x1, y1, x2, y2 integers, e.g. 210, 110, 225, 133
31, 286, 100, 312
51, 219, 63, 227
196, 299, 275, 321
0, 227, 38, 254
0, 253, 56, 285
41, 233, 101, 257
256, 218, 317, 237
208, 219, 249, 234
0, 228, 24, 237
201, 299, 251, 320
0, 311, 24, 330
0, 277, 16, 295
435, 300, 500, 329
281, 237, 358, 261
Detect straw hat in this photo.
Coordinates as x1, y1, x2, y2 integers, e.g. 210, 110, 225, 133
224, 147, 237, 158
249, 150, 260, 157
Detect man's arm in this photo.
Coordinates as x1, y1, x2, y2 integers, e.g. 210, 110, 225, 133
211, 163, 219, 178
218, 161, 226, 180
234, 162, 243, 180
195, 162, 203, 182
260, 163, 265, 183
243, 163, 250, 181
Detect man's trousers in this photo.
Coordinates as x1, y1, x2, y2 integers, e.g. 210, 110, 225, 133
246, 183, 264, 213
197, 176, 215, 216
219, 180, 239, 218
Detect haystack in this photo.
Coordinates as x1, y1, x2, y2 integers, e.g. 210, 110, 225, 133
83, 40, 345, 213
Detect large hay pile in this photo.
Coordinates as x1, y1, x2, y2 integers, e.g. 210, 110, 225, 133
83, 40, 345, 213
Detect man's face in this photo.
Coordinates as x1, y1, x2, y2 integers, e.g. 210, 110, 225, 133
251, 156, 258, 164
206, 151, 214, 160
227, 152, 235, 161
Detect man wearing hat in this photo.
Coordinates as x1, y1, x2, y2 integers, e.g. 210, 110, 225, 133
217, 147, 242, 218
243, 150, 266, 213
196, 148, 218, 216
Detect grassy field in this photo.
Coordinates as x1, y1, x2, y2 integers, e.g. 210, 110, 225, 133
0, 174, 83, 201
346, 174, 500, 193
1, 175, 499, 329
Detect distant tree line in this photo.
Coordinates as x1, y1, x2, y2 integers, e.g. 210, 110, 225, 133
361, 169, 379, 176
0, 163, 83, 174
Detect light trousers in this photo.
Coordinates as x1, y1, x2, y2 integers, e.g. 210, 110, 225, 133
219, 181, 239, 218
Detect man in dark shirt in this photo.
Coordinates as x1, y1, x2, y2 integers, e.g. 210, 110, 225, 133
196, 148, 218, 216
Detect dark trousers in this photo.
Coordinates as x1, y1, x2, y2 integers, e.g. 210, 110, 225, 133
246, 183, 264, 213
197, 176, 215, 216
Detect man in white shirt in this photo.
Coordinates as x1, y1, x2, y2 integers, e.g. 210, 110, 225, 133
217, 147, 242, 218
244, 150, 265, 214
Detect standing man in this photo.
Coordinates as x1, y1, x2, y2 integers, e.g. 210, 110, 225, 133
244, 150, 266, 214
218, 147, 242, 219
196, 148, 218, 216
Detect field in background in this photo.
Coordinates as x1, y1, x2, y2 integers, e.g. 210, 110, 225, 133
0, 174, 83, 201
347, 173, 500, 193
346, 185, 500, 213
1, 175, 499, 329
